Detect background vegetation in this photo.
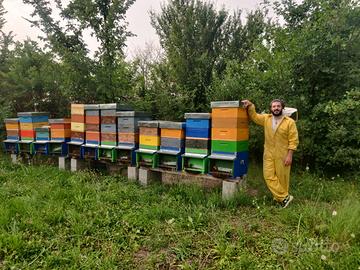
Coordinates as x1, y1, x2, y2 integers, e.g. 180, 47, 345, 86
0, 0, 359, 175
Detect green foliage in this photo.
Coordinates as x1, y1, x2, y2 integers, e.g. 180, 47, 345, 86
210, 0, 360, 173
150, 0, 228, 113
0, 0, 358, 174
22, 0, 135, 103
0, 40, 69, 117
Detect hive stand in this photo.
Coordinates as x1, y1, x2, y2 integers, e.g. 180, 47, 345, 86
67, 141, 84, 159
182, 153, 209, 174
222, 177, 247, 200
97, 145, 115, 162
136, 149, 159, 168
82, 144, 99, 161
3, 140, 19, 155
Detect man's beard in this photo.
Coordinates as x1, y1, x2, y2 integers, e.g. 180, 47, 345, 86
271, 109, 283, 116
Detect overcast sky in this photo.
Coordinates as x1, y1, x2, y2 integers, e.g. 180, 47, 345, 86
3, 0, 264, 57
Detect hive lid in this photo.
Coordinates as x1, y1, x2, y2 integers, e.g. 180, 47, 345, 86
182, 153, 208, 159
99, 103, 133, 110
210, 101, 243, 108
184, 113, 211, 119
71, 104, 85, 109
4, 118, 19, 123
17, 112, 49, 117
135, 149, 157, 154
115, 144, 136, 150
157, 149, 181, 155
208, 153, 236, 160
84, 104, 100, 110
116, 111, 151, 117
159, 121, 185, 129
138, 121, 159, 128
49, 118, 71, 124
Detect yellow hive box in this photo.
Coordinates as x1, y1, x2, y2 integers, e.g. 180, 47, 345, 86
71, 122, 85, 132
212, 107, 247, 119
161, 128, 185, 139
212, 127, 249, 141
20, 122, 48, 130
140, 135, 160, 146
5, 123, 19, 130
71, 104, 85, 115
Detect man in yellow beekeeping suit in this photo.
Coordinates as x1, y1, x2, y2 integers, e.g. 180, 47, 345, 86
242, 99, 299, 208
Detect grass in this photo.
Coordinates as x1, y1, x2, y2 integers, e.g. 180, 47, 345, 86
0, 154, 359, 269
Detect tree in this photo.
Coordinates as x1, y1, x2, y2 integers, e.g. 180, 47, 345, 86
150, 0, 228, 113
23, 0, 135, 102
0, 40, 69, 116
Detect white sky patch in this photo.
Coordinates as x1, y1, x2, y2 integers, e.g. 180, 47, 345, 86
3, 0, 267, 58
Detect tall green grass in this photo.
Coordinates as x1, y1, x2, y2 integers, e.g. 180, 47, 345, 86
0, 154, 358, 269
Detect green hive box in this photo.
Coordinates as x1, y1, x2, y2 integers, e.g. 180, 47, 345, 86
211, 140, 248, 153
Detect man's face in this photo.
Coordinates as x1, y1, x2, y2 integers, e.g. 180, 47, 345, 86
271, 101, 283, 116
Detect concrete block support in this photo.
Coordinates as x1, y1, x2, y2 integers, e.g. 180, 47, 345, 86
59, 157, 70, 170
11, 154, 19, 164
222, 177, 247, 200
71, 158, 86, 172
138, 168, 161, 186
127, 166, 139, 181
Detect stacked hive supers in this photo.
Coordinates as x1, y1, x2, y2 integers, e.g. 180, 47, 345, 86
85, 104, 100, 145
117, 111, 152, 148
184, 113, 211, 156
159, 121, 185, 153
100, 104, 119, 147
70, 104, 85, 143
18, 112, 49, 141
182, 113, 211, 173
209, 101, 249, 178
136, 121, 160, 168
138, 121, 160, 151
4, 118, 20, 141
157, 121, 185, 170
49, 119, 71, 142
35, 126, 51, 141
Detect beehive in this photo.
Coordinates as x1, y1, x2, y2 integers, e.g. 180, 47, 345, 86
114, 111, 152, 165
136, 121, 160, 168
182, 113, 211, 174
117, 111, 152, 148
208, 101, 249, 178
138, 121, 160, 150
99, 103, 132, 147
84, 104, 100, 145
159, 121, 185, 152
35, 126, 51, 141
49, 118, 71, 142
184, 113, 211, 155
4, 118, 20, 141
17, 112, 49, 141
70, 104, 85, 143
97, 104, 132, 162
157, 121, 185, 171
34, 125, 51, 155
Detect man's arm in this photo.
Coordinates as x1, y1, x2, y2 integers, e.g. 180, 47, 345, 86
242, 100, 266, 127
284, 120, 299, 166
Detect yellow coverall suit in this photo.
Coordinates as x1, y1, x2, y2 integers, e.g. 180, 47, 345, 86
248, 104, 299, 202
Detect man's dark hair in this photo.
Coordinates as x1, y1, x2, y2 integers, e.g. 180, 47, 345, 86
270, 99, 285, 109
